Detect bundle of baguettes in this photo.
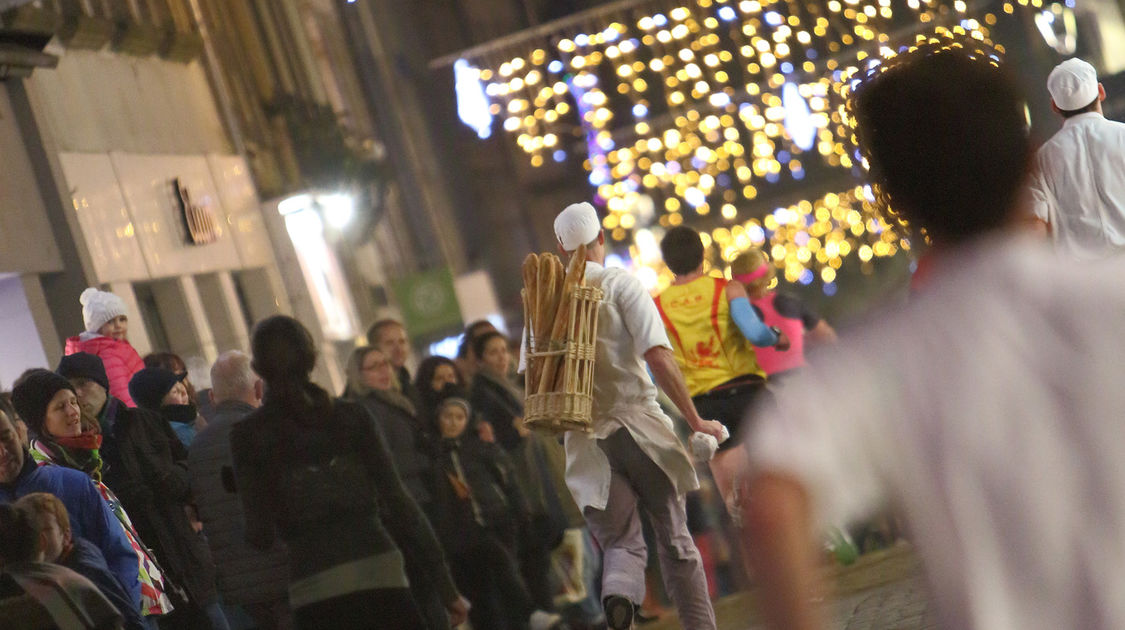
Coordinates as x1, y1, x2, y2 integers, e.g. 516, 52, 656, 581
521, 243, 587, 395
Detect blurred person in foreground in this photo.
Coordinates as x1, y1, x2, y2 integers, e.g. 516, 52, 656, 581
741, 40, 1125, 630
17, 492, 145, 629
1027, 57, 1125, 259
231, 316, 468, 630
188, 351, 291, 630
0, 502, 124, 630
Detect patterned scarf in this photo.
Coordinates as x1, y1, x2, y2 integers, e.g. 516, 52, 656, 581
36, 432, 104, 482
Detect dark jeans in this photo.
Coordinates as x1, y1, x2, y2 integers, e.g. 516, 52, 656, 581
294, 588, 423, 630
691, 375, 771, 450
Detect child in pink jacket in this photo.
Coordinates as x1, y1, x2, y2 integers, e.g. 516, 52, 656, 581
64, 288, 145, 407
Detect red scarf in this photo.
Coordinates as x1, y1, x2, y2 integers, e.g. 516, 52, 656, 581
52, 432, 102, 451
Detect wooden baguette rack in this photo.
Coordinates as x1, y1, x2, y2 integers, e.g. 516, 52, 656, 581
521, 246, 603, 434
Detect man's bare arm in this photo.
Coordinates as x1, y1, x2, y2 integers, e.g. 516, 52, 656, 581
742, 472, 828, 630
644, 345, 724, 439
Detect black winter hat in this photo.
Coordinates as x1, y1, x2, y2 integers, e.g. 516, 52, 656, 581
10, 369, 76, 435
56, 353, 110, 394
128, 367, 186, 410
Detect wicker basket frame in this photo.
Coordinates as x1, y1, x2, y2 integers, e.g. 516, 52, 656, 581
523, 284, 604, 433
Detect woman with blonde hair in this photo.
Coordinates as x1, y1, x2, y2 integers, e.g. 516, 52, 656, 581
730, 247, 836, 379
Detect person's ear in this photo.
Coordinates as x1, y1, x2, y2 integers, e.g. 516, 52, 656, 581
597, 231, 606, 245
254, 379, 265, 401
557, 242, 567, 256
1050, 100, 1062, 115
1098, 83, 1106, 102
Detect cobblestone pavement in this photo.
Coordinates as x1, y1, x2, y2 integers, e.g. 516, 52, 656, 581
646, 544, 937, 630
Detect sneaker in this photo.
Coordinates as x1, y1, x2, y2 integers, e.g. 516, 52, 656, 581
603, 596, 635, 630
529, 610, 564, 630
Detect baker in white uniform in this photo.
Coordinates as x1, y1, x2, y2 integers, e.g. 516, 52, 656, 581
1027, 57, 1125, 259
550, 201, 724, 630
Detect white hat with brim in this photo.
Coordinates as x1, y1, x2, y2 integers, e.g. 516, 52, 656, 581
554, 202, 601, 251
1048, 58, 1099, 112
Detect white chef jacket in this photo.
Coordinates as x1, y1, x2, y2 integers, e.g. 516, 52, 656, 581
556, 262, 698, 512
747, 236, 1125, 630
1027, 112, 1125, 260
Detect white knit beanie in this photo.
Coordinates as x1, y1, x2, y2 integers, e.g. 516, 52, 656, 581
80, 287, 128, 334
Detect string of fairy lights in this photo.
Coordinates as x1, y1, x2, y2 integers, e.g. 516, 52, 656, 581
454, 0, 1058, 292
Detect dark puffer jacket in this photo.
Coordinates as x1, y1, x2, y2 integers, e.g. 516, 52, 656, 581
97, 398, 218, 608
187, 400, 289, 606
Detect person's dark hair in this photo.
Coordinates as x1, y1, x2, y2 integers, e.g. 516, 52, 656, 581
1058, 95, 1100, 118
0, 504, 37, 565
250, 316, 330, 414
415, 356, 464, 393
472, 331, 509, 365
457, 320, 497, 359
849, 42, 1031, 244
660, 226, 706, 275
366, 318, 404, 345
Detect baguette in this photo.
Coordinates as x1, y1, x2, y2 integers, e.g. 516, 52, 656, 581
537, 243, 587, 394
522, 253, 540, 386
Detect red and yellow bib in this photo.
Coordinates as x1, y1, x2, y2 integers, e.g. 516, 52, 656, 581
654, 276, 764, 396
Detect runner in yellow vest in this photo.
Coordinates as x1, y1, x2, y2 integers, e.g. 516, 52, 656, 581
654, 226, 789, 510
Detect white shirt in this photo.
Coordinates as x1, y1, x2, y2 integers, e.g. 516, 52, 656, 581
1028, 112, 1125, 260
747, 237, 1125, 630
562, 261, 698, 512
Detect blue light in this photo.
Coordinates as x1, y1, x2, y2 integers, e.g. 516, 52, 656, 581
597, 136, 616, 151
778, 150, 791, 162
717, 173, 731, 187
453, 59, 493, 139
718, 6, 737, 21
633, 103, 649, 118
823, 282, 837, 296
765, 172, 780, 183
603, 28, 620, 41
575, 33, 589, 46
553, 150, 566, 162
653, 13, 668, 26
548, 60, 564, 73
765, 11, 783, 26
780, 62, 794, 73
792, 168, 805, 180
748, 224, 765, 242
799, 269, 814, 285
807, 49, 818, 60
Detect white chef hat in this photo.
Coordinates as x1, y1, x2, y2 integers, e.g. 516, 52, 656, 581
1048, 58, 1099, 112
554, 202, 601, 251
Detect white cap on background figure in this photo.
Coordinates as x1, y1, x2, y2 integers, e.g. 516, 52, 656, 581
1047, 58, 1099, 111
